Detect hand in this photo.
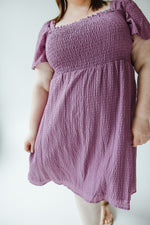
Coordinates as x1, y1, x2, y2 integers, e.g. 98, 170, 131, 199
24, 130, 37, 153
131, 115, 150, 147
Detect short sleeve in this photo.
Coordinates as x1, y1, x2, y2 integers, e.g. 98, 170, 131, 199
31, 21, 50, 70
122, 0, 150, 40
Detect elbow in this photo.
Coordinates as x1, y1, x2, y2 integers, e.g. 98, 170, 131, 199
34, 62, 54, 92
138, 61, 150, 76
42, 76, 53, 92
35, 69, 54, 92
131, 36, 150, 74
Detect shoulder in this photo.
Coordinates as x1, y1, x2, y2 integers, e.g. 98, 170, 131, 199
111, 0, 142, 16
39, 20, 52, 33
36, 19, 54, 39
111, 0, 135, 9
115, 0, 138, 7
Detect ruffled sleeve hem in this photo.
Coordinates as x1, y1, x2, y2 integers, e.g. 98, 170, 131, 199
121, 0, 150, 40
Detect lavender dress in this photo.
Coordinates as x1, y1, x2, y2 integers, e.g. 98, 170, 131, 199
28, 0, 150, 210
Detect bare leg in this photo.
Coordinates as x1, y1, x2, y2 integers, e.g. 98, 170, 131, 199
74, 194, 113, 225
74, 193, 101, 225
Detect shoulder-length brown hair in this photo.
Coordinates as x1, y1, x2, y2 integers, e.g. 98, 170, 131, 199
52, 0, 108, 24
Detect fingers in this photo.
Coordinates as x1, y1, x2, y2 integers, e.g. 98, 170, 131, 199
132, 135, 149, 147
24, 142, 31, 152
31, 142, 34, 153
24, 141, 34, 153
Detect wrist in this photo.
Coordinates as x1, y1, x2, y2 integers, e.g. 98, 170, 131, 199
29, 128, 38, 137
134, 109, 150, 120
134, 101, 150, 120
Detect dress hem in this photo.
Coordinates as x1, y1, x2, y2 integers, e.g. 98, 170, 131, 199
28, 176, 136, 210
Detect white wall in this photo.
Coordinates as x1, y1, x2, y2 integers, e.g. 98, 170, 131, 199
0, 0, 150, 225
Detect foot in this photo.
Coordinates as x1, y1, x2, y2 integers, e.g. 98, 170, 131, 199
100, 201, 113, 225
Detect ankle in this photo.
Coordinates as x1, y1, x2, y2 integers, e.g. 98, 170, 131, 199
101, 200, 109, 206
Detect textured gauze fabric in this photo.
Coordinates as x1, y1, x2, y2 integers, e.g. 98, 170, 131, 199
28, 0, 150, 210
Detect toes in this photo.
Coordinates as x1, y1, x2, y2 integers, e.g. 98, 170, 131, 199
103, 217, 113, 224
105, 219, 111, 224
100, 218, 112, 225
107, 218, 113, 224
101, 219, 105, 225
100, 205, 113, 225
100, 218, 106, 225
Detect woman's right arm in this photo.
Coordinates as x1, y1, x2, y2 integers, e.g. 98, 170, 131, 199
24, 62, 54, 153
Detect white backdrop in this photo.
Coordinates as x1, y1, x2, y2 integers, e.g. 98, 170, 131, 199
0, 0, 150, 225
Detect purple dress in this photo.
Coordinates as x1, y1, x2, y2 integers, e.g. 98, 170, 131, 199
28, 0, 150, 210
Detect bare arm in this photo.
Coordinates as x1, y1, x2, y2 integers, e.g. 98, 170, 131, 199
29, 62, 54, 135
135, 63, 150, 120
131, 34, 150, 120
130, 34, 150, 147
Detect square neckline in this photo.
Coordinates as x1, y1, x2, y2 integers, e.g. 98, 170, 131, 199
52, 1, 113, 30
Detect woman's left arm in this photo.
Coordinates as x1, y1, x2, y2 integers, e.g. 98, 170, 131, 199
131, 34, 150, 147
134, 63, 150, 119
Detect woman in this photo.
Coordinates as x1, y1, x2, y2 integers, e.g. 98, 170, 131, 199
24, 0, 150, 224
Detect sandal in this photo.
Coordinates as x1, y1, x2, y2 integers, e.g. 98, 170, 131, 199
100, 201, 113, 225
